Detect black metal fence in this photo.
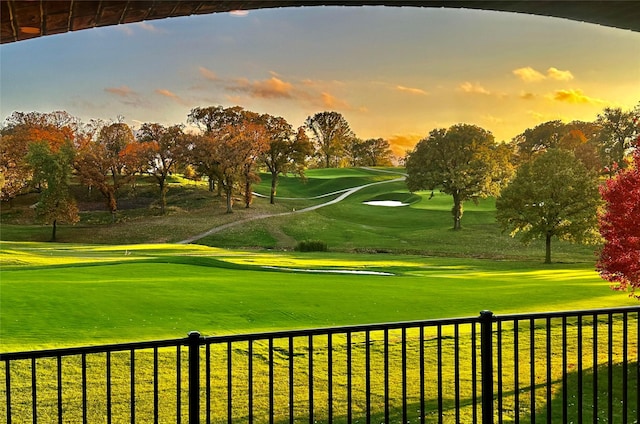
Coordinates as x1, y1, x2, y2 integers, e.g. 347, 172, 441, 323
1, 306, 638, 423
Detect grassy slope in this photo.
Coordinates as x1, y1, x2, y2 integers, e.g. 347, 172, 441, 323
1, 167, 634, 351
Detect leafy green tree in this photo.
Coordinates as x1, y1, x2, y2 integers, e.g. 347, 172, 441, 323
596, 105, 639, 176
406, 124, 512, 230
496, 149, 602, 264
262, 116, 313, 204
27, 140, 79, 241
305, 111, 354, 168
346, 138, 394, 167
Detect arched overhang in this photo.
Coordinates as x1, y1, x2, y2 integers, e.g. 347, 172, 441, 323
1, 0, 639, 44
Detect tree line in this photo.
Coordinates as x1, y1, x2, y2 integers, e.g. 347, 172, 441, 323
404, 103, 638, 279
1, 103, 638, 270
0, 107, 394, 224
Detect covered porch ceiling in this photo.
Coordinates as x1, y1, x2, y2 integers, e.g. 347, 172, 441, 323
2, 1, 639, 45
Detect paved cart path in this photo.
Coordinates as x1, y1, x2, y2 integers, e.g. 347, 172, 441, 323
177, 168, 406, 244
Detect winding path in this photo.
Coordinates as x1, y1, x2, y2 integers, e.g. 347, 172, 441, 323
177, 168, 406, 244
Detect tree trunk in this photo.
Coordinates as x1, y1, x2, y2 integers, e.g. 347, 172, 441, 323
51, 219, 57, 242
225, 187, 233, 214
270, 172, 278, 205
159, 179, 166, 215
545, 232, 552, 264
452, 192, 463, 231
244, 178, 252, 208
208, 178, 215, 192
325, 153, 330, 169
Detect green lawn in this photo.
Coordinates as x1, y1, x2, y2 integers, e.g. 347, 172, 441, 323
1, 242, 634, 352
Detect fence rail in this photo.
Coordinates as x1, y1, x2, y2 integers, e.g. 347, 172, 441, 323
2, 306, 639, 423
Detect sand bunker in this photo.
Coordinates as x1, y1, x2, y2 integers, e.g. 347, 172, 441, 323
363, 200, 409, 207
264, 266, 393, 276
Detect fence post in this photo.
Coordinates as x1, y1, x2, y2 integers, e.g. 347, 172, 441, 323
480, 310, 494, 424
188, 331, 202, 424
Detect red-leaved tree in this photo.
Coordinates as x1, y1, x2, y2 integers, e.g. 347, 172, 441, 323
597, 143, 640, 298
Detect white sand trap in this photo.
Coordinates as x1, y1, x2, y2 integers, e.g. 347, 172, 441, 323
264, 266, 393, 276
363, 200, 409, 207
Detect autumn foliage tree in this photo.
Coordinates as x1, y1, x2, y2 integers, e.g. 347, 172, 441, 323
597, 145, 640, 297
305, 111, 354, 168
136, 123, 187, 214
75, 122, 135, 221
262, 116, 313, 204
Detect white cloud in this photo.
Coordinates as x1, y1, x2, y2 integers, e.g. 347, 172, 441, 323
458, 81, 491, 95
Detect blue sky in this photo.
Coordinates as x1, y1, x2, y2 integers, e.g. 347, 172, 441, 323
1, 5, 638, 155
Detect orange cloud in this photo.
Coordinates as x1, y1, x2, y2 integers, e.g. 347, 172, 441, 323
458, 81, 491, 95
105, 85, 136, 97
396, 85, 428, 96
321, 92, 350, 109
104, 85, 147, 107
551, 89, 605, 105
227, 76, 293, 99
155, 89, 188, 105
199, 67, 219, 81
513, 67, 546, 82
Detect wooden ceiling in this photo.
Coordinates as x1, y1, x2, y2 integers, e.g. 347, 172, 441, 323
2, 1, 639, 44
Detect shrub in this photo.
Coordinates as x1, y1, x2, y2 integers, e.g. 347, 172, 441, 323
295, 240, 328, 252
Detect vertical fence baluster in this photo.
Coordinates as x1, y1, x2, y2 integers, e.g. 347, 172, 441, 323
248, 340, 253, 424
437, 325, 443, 423
608, 313, 613, 424
593, 314, 598, 424
227, 341, 232, 424
176, 346, 181, 424
529, 317, 535, 424
154, 347, 159, 424
546, 317, 552, 424
82, 353, 87, 424
365, 330, 371, 424
480, 310, 494, 424
384, 328, 389, 424
130, 349, 135, 423
57, 356, 62, 424
205, 344, 210, 424
308, 335, 314, 424
577, 314, 583, 424
347, 331, 352, 424
622, 312, 628, 424
420, 326, 425, 424
328, 333, 333, 422
31, 357, 36, 424
4, 359, 11, 424
402, 328, 407, 424
472, 323, 478, 424
188, 331, 201, 424
514, 319, 519, 424
562, 316, 567, 423
288, 337, 294, 424
496, 321, 502, 424
269, 338, 274, 424
455, 324, 461, 424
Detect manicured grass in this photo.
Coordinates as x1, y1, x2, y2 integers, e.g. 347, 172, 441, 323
1, 242, 635, 352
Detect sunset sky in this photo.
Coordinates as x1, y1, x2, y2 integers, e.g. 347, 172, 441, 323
1, 5, 638, 156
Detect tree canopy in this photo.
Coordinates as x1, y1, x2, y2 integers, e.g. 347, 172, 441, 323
597, 145, 640, 297
305, 111, 354, 168
405, 123, 512, 230
496, 148, 602, 263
